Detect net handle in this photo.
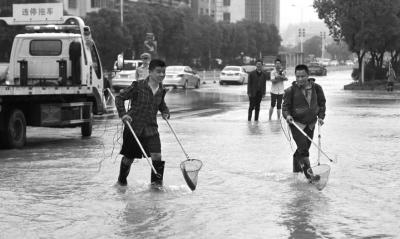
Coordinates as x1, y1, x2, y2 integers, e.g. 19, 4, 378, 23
318, 122, 321, 165
291, 121, 334, 163
124, 121, 160, 176
164, 119, 190, 160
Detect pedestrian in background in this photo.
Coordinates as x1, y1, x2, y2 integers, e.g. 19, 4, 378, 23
136, 52, 151, 81
247, 59, 267, 121
387, 65, 396, 92
269, 59, 288, 120
115, 59, 170, 187
282, 64, 326, 182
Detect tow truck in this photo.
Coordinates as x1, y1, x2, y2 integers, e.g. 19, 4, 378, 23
0, 3, 114, 148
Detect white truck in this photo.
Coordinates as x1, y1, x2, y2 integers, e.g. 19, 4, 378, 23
0, 3, 113, 148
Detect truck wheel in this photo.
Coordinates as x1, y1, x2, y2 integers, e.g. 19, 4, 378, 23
81, 121, 92, 137
2, 109, 26, 148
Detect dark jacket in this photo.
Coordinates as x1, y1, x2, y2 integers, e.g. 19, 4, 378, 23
115, 77, 169, 136
247, 70, 267, 97
282, 81, 326, 125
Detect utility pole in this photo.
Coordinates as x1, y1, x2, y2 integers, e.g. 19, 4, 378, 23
299, 28, 305, 53
120, 0, 123, 26
320, 32, 326, 58
259, 0, 262, 23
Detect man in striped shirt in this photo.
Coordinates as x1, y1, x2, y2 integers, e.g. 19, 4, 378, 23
115, 59, 170, 187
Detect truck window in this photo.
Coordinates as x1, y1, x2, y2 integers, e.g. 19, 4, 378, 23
30, 40, 62, 56
89, 43, 101, 79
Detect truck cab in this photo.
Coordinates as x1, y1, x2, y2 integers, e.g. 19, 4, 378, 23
0, 3, 113, 148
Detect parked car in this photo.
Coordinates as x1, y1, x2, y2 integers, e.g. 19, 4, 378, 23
308, 62, 327, 76
219, 66, 248, 85
163, 65, 201, 89
111, 60, 142, 92
345, 60, 355, 66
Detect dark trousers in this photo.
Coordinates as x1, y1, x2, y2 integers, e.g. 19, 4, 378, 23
248, 92, 262, 121
290, 124, 314, 174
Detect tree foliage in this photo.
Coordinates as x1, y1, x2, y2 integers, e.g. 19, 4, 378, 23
313, 0, 400, 80
85, 2, 281, 70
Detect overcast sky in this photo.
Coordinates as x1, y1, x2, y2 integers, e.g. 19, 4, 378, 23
280, 0, 323, 31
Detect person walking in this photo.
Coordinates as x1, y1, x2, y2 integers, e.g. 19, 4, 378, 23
387, 65, 396, 92
136, 52, 151, 81
269, 59, 288, 120
115, 59, 170, 187
282, 64, 326, 182
247, 59, 267, 121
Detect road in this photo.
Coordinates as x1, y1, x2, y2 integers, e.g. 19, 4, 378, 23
1, 69, 400, 238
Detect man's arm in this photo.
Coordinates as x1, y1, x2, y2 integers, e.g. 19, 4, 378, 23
159, 88, 170, 119
282, 87, 292, 120
315, 84, 326, 120
247, 72, 253, 95
115, 83, 137, 118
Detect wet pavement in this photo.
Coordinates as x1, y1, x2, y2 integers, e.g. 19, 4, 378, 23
1, 70, 400, 238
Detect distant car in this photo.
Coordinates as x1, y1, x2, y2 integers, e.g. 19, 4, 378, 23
163, 65, 201, 89
111, 60, 143, 92
219, 66, 248, 85
308, 62, 327, 76
345, 60, 355, 66
262, 63, 275, 80
242, 65, 256, 74
330, 60, 339, 66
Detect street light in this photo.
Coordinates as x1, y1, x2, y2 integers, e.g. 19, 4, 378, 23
120, 0, 123, 26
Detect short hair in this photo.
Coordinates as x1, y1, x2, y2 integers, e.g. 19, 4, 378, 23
149, 59, 166, 71
275, 58, 281, 63
255, 59, 263, 64
295, 64, 309, 75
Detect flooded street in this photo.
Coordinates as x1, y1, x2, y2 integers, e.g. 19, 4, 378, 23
1, 69, 400, 238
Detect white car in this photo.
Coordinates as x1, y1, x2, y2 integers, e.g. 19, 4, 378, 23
111, 60, 142, 92
163, 65, 201, 89
219, 66, 248, 85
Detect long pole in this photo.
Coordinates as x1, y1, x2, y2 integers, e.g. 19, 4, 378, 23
120, 0, 123, 26
259, 0, 262, 23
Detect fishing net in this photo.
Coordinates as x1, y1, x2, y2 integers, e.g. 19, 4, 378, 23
180, 159, 203, 191
308, 164, 330, 191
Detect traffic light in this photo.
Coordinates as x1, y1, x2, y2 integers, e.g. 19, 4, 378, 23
302, 28, 305, 37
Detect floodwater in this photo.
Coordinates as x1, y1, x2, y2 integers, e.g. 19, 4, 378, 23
1, 70, 399, 238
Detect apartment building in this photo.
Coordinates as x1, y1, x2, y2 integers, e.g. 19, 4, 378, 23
245, 0, 279, 28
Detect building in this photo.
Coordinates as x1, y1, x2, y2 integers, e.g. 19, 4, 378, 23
62, 0, 190, 17
62, 0, 116, 17
245, 0, 279, 28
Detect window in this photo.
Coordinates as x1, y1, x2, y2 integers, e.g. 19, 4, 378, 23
91, 0, 100, 8
89, 44, 102, 79
223, 0, 230, 6
223, 12, 230, 22
68, 0, 77, 9
30, 40, 62, 56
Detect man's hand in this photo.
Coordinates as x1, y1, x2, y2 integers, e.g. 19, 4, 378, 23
286, 115, 294, 124
121, 114, 132, 123
162, 113, 170, 120
318, 118, 324, 126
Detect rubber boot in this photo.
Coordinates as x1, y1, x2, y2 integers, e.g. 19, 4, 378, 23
254, 109, 260, 121
117, 156, 133, 186
248, 109, 253, 121
151, 161, 165, 188
301, 157, 320, 182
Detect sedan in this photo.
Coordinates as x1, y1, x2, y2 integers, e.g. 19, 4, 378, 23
111, 60, 143, 92
163, 66, 201, 89
219, 66, 248, 85
308, 62, 327, 76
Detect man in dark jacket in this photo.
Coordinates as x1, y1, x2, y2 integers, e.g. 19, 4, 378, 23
115, 59, 170, 187
282, 64, 326, 181
247, 59, 267, 121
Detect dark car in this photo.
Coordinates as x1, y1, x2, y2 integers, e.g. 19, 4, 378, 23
308, 62, 327, 76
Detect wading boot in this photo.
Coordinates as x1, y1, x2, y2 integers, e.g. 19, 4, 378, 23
254, 109, 260, 121
151, 161, 165, 188
301, 157, 320, 183
248, 109, 253, 121
117, 156, 133, 186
